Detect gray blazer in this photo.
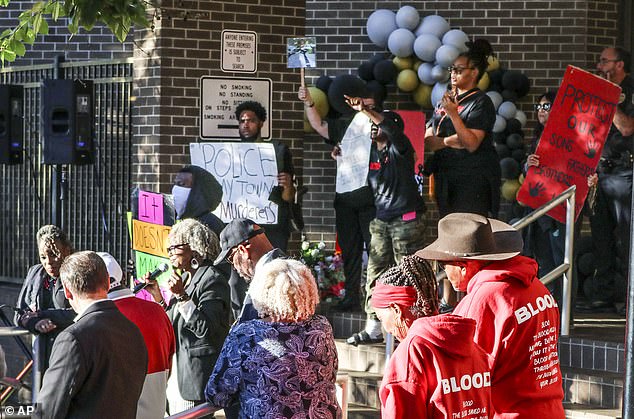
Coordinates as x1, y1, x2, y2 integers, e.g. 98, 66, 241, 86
36, 300, 148, 419
168, 263, 231, 402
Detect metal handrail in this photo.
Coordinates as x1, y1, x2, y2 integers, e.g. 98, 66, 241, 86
166, 403, 218, 418
511, 185, 576, 336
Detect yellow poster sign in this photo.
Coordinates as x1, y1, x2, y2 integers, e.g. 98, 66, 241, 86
132, 219, 171, 258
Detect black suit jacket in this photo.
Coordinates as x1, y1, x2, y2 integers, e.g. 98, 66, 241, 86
36, 300, 148, 419
167, 263, 231, 401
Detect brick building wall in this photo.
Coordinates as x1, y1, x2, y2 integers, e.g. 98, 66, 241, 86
0, 1, 133, 63
302, 0, 622, 249
132, 0, 306, 196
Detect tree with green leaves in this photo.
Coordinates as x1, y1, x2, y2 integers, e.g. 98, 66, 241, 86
0, 0, 153, 65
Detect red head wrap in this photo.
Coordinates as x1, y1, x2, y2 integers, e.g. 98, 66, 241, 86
371, 282, 418, 309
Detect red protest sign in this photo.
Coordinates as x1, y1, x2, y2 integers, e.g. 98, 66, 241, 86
395, 110, 425, 171
517, 66, 621, 223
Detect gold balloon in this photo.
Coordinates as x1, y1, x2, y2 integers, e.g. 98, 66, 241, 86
413, 83, 432, 109
306, 86, 329, 119
393, 56, 414, 71
487, 56, 500, 72
304, 119, 314, 133
501, 179, 521, 201
477, 72, 490, 91
397, 69, 419, 92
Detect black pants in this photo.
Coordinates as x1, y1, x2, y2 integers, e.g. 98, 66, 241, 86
334, 191, 375, 303
588, 169, 632, 303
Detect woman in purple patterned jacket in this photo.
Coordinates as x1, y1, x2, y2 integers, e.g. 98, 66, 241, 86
205, 258, 342, 418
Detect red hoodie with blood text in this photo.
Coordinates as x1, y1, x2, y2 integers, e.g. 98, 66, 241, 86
453, 255, 565, 418
380, 314, 492, 419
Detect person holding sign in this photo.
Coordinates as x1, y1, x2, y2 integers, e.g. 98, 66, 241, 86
341, 96, 427, 346
140, 219, 231, 414
373, 255, 491, 419
416, 213, 565, 418
581, 47, 634, 314
299, 84, 377, 313
234, 101, 297, 252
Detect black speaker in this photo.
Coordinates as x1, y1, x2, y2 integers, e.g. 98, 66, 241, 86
0, 85, 24, 165
41, 79, 94, 165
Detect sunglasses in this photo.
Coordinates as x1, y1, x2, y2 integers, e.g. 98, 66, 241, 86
447, 66, 475, 75
166, 243, 188, 253
597, 58, 619, 65
226, 239, 254, 264
534, 103, 552, 112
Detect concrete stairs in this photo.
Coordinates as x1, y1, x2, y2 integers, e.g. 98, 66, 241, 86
321, 306, 626, 418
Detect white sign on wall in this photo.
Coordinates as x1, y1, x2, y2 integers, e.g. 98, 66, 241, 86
221, 30, 257, 73
199, 76, 272, 140
190, 142, 279, 224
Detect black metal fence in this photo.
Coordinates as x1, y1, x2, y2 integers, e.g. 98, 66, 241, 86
0, 58, 134, 280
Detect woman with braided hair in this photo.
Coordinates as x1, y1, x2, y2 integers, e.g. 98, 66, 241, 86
372, 255, 491, 418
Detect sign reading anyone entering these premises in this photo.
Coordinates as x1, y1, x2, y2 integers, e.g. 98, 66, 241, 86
199, 76, 272, 140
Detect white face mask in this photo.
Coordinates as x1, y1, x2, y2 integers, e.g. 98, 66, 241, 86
172, 185, 191, 218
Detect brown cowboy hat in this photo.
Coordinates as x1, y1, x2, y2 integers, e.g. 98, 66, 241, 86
415, 213, 523, 261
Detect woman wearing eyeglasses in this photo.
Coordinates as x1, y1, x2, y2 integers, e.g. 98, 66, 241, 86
522, 91, 597, 308
142, 218, 232, 414
424, 39, 500, 219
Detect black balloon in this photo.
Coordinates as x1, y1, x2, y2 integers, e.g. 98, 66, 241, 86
315, 75, 333, 92
494, 142, 511, 159
500, 156, 520, 179
358, 61, 375, 81
506, 133, 524, 150
373, 59, 398, 85
328, 74, 369, 115
511, 148, 526, 162
506, 118, 523, 134
366, 80, 387, 106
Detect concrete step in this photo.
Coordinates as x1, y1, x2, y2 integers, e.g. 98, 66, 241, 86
564, 403, 621, 418
559, 336, 624, 374
347, 403, 381, 419
563, 367, 623, 410
336, 339, 386, 375
339, 369, 383, 410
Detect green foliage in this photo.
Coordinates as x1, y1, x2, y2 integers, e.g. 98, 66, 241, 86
0, 0, 153, 65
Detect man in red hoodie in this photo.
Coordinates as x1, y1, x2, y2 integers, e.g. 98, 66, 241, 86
416, 213, 565, 418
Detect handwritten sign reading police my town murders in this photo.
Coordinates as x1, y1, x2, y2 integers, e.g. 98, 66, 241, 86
190, 142, 279, 224
517, 66, 621, 224
199, 76, 272, 140
132, 219, 171, 258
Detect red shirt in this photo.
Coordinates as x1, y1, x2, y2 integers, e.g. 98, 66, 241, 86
110, 289, 175, 418
453, 256, 565, 418
380, 314, 492, 419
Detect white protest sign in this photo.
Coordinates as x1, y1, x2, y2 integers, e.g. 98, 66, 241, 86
336, 112, 372, 193
199, 76, 272, 140
190, 142, 279, 224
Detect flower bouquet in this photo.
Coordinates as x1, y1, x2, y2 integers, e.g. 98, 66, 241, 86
299, 238, 346, 301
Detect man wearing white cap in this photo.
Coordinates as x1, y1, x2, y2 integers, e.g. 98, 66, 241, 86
416, 213, 564, 418
101, 252, 176, 419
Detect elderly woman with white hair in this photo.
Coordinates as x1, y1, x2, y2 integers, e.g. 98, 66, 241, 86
205, 258, 341, 418
142, 218, 231, 414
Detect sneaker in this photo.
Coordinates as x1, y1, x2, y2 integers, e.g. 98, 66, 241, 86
345, 331, 384, 346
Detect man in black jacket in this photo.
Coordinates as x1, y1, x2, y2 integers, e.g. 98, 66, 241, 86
36, 251, 147, 419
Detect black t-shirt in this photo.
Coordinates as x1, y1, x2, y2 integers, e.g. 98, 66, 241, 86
367, 117, 426, 221
601, 74, 634, 162
426, 88, 498, 173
